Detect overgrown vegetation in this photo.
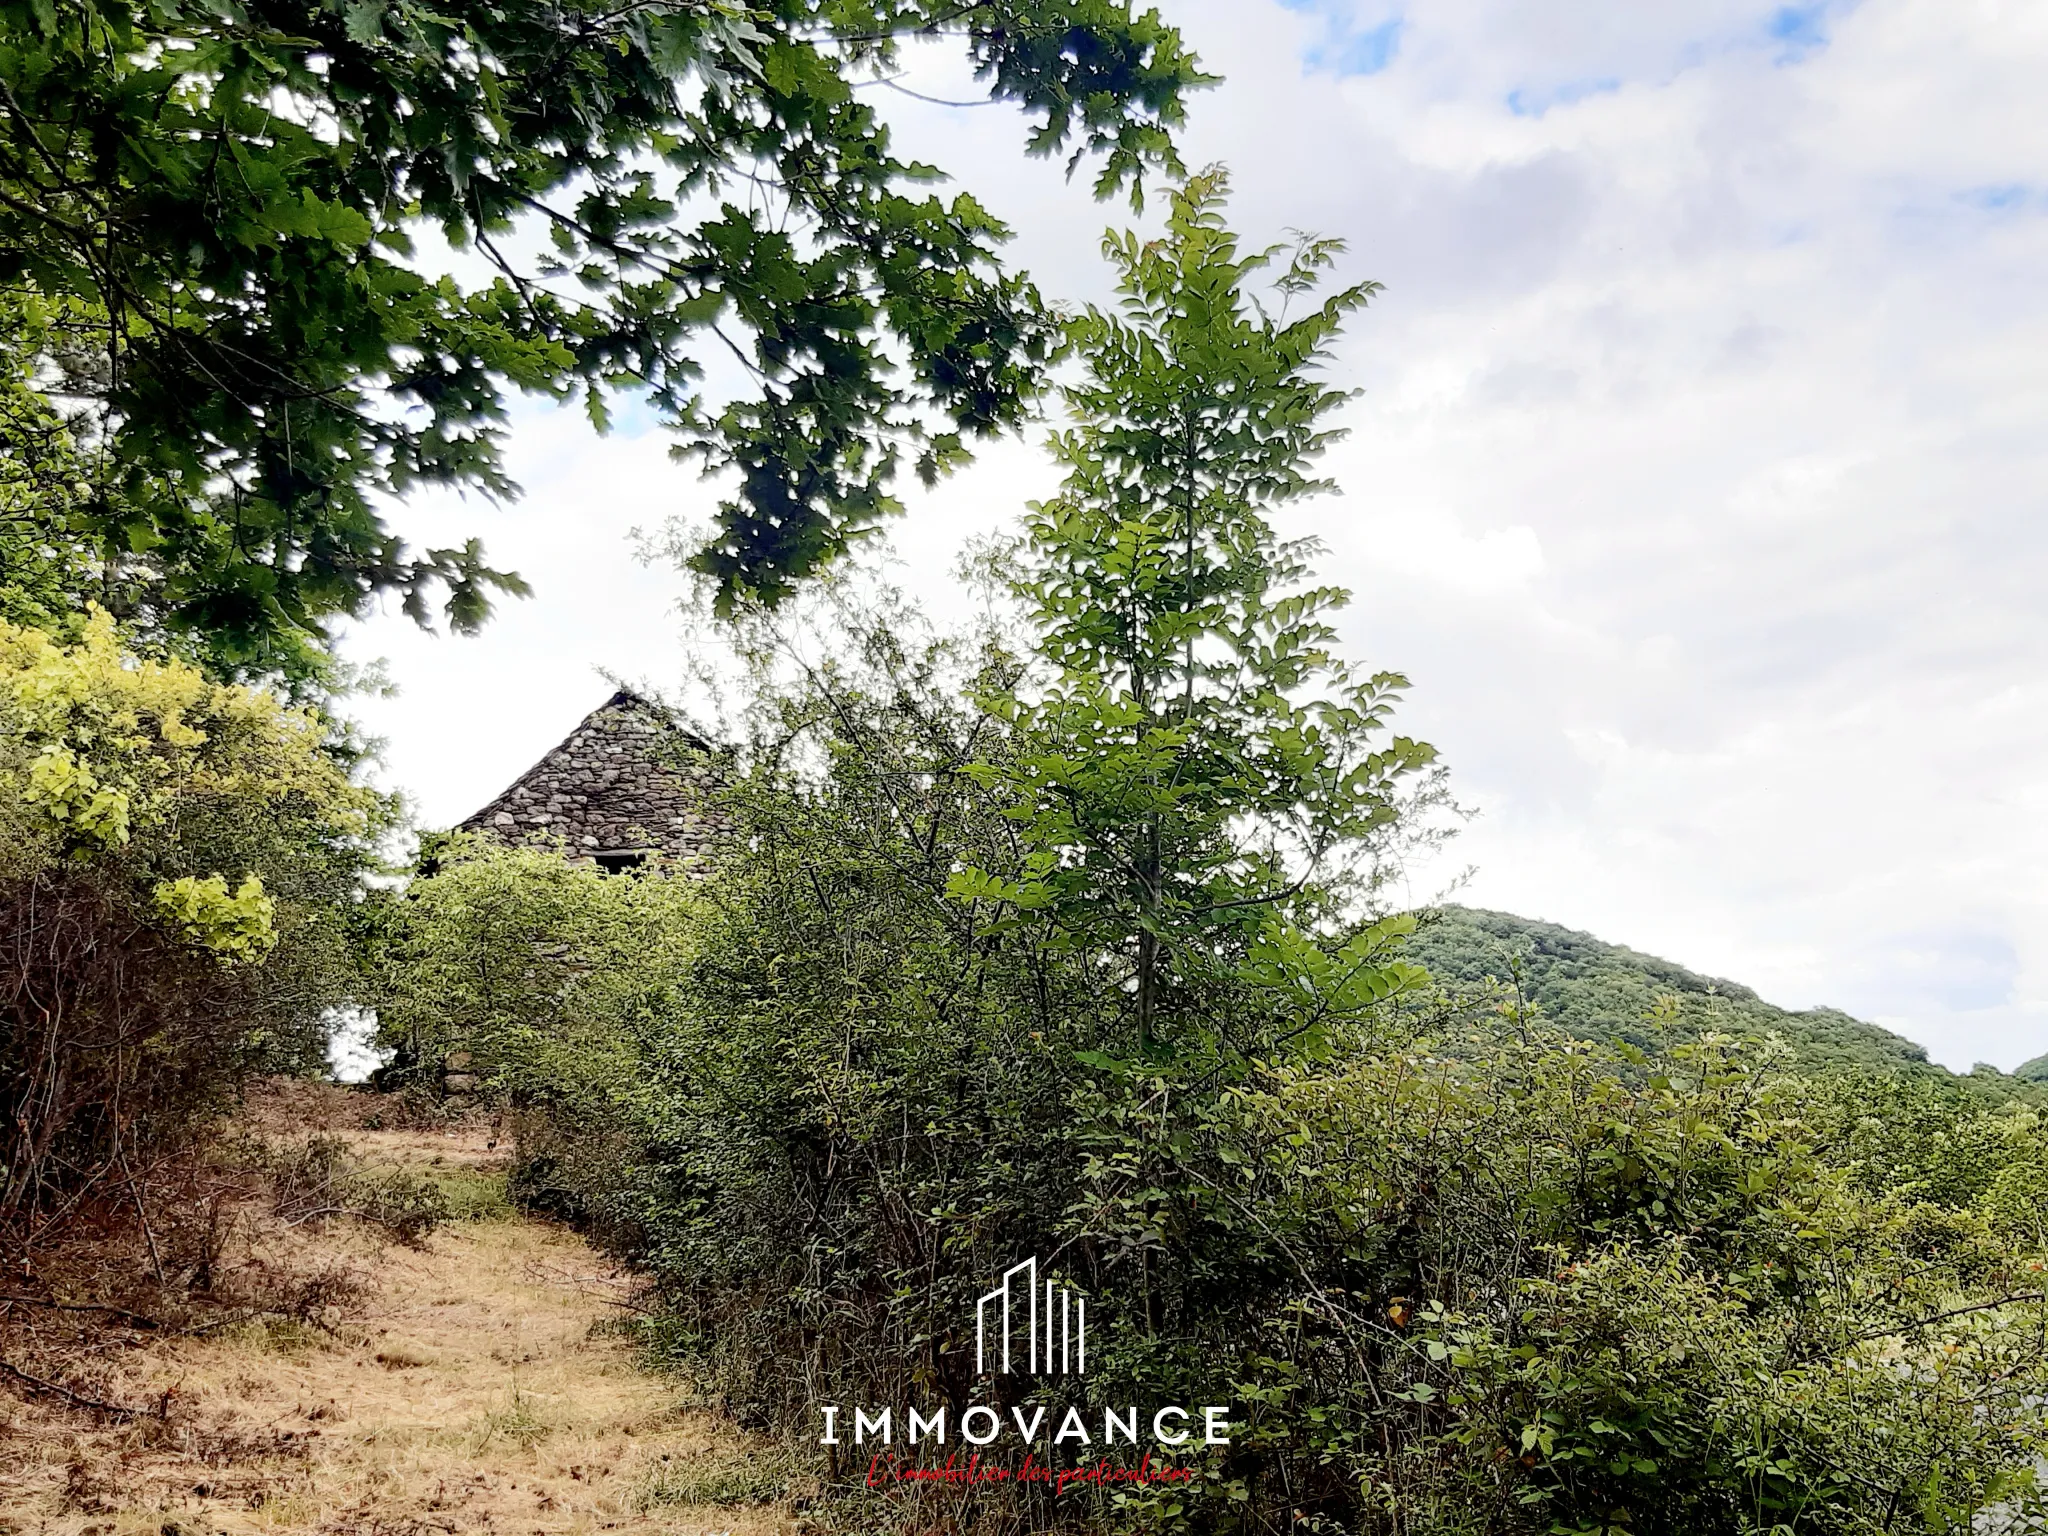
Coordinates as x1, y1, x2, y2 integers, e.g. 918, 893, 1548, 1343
0, 611, 391, 1250
389, 178, 2048, 1534
258, 1133, 452, 1249
35, 16, 2043, 1530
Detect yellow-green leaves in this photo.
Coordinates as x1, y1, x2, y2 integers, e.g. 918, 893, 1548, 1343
23, 744, 130, 847
0, 608, 373, 856
380, 835, 702, 1095
1, 608, 381, 968
0, 602, 392, 1246
153, 872, 277, 963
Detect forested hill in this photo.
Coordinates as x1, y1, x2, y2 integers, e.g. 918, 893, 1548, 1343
1404, 906, 1955, 1081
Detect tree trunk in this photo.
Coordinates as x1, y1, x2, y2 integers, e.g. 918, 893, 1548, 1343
1136, 817, 1160, 1053
1136, 927, 1157, 1054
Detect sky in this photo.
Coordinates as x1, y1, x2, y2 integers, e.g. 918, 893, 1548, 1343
337, 0, 2048, 1072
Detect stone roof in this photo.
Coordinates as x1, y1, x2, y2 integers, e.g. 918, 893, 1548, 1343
458, 689, 723, 864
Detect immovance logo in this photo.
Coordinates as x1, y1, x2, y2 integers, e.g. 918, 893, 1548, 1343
816, 1256, 1232, 1463
977, 1256, 1085, 1376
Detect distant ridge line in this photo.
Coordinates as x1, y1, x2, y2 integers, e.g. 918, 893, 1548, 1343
1403, 905, 1954, 1080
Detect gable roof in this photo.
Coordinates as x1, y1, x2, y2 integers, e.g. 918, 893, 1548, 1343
458, 689, 722, 860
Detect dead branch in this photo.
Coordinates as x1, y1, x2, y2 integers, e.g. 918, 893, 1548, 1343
0, 1293, 162, 1330
0, 1354, 157, 1419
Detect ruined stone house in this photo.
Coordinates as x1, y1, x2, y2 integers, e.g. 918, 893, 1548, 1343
457, 688, 724, 872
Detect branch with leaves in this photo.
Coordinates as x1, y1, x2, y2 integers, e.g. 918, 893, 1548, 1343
0, 0, 1212, 678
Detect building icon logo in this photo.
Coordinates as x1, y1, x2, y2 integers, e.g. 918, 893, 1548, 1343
976, 1257, 1086, 1376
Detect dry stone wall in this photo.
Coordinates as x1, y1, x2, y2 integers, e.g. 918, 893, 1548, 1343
457, 689, 725, 866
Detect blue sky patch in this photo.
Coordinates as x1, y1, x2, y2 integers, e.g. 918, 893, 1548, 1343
1328, 16, 1404, 75
1959, 184, 2034, 213
1280, 0, 1405, 77
1768, 4, 1829, 60
1506, 78, 1621, 118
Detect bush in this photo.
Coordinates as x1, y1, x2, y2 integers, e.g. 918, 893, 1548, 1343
260, 1133, 451, 1247
1175, 1031, 2048, 1532
377, 835, 699, 1085
375, 834, 703, 1245
0, 611, 390, 1239
450, 589, 2048, 1531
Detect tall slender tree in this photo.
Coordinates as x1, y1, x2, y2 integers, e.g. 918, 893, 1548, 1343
953, 168, 1440, 1052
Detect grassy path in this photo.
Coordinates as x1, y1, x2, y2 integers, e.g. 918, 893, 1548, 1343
0, 1113, 789, 1536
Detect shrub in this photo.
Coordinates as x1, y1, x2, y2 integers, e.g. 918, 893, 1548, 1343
491, 627, 2048, 1530
0, 610, 390, 1240
1169, 1031, 2048, 1532
376, 835, 700, 1083
375, 834, 702, 1239
260, 1133, 450, 1248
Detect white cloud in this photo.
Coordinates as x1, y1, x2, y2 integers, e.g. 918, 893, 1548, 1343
339, 0, 2048, 1070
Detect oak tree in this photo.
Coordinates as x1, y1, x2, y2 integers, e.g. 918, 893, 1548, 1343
0, 0, 1209, 675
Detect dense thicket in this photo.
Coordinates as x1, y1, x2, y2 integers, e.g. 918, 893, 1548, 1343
393, 182, 2048, 1535
418, 640, 2048, 1534
0, 613, 389, 1244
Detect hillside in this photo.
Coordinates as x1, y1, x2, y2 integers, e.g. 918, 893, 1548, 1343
1405, 906, 1953, 1081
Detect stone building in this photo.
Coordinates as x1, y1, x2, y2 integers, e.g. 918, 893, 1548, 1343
458, 689, 723, 871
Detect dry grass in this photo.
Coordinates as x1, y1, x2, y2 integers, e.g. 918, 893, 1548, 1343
0, 1090, 798, 1536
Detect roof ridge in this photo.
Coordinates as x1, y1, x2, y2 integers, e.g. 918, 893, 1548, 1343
455, 688, 724, 861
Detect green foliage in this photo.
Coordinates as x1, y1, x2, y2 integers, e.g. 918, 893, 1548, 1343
473, 626, 2048, 1530
0, 611, 392, 1230
552, 597, 1127, 1408
153, 872, 279, 964
0, 606, 377, 861
1179, 1027, 2048, 1534
376, 835, 700, 1092
0, 297, 114, 637
476, 1383, 553, 1449
376, 834, 704, 1231
957, 168, 1442, 1051
0, 0, 1211, 673
389, 181, 2048, 1534
1406, 905, 1951, 1079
